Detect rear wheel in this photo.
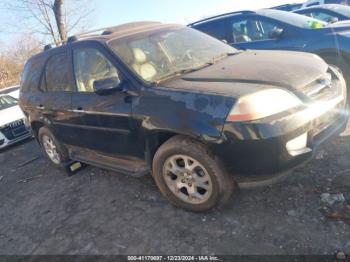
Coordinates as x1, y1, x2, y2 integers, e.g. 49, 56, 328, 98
152, 136, 234, 212
38, 127, 69, 167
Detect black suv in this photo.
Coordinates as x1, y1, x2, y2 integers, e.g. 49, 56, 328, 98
20, 22, 348, 212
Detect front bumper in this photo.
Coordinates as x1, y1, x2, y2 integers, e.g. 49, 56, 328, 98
210, 91, 348, 184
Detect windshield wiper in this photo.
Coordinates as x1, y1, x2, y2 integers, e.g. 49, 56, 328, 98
154, 62, 214, 85
211, 52, 242, 64
154, 52, 242, 85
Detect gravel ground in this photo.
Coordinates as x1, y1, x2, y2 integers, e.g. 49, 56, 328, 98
0, 127, 350, 255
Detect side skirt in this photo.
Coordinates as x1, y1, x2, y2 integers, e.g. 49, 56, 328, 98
67, 146, 150, 177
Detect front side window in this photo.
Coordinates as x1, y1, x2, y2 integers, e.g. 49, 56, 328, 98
109, 27, 237, 83
0, 95, 17, 110
73, 48, 119, 92
231, 18, 282, 43
45, 52, 71, 92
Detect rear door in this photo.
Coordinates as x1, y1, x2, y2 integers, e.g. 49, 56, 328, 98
69, 43, 137, 157
36, 50, 76, 144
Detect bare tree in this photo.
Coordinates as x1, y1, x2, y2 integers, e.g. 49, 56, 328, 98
1, 0, 94, 46
0, 34, 41, 89
53, 0, 67, 43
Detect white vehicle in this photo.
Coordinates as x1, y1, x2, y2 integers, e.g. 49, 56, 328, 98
303, 0, 350, 8
0, 95, 32, 149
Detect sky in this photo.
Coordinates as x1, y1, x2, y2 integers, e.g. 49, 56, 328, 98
0, 0, 304, 45
92, 0, 305, 27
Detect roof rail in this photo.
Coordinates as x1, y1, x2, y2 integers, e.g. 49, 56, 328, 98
188, 10, 255, 26
41, 22, 162, 51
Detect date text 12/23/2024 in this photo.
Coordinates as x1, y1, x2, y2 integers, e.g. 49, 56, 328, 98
127, 256, 219, 261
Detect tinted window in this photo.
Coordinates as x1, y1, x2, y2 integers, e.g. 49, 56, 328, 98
45, 52, 71, 92
194, 20, 228, 42
20, 58, 46, 92
73, 48, 119, 92
230, 18, 282, 43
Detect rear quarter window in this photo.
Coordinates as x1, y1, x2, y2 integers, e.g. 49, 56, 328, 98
20, 58, 46, 93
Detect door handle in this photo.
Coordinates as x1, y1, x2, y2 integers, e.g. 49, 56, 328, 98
36, 104, 44, 110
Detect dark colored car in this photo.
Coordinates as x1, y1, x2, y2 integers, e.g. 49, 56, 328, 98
271, 3, 303, 12
189, 9, 350, 89
294, 4, 350, 22
20, 22, 348, 212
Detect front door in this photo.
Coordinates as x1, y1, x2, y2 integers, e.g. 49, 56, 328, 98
69, 44, 137, 158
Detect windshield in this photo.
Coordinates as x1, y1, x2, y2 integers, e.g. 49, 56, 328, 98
108, 27, 238, 83
0, 95, 17, 110
258, 9, 328, 29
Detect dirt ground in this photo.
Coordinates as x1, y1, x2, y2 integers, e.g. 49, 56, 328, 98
0, 126, 350, 256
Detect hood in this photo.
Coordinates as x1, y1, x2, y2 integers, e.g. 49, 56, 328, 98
163, 50, 327, 96
0, 105, 25, 127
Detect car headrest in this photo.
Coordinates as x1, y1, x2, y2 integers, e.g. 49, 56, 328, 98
133, 48, 147, 64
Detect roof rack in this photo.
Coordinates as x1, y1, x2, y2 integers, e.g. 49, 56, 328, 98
188, 10, 255, 26
68, 22, 161, 43
42, 21, 162, 51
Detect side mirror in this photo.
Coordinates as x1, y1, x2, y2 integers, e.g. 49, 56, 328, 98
93, 77, 121, 95
328, 17, 339, 24
269, 28, 284, 39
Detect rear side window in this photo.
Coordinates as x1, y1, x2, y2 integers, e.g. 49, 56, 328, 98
44, 52, 71, 92
194, 20, 229, 42
20, 58, 46, 92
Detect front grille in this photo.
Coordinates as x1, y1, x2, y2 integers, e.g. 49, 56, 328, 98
0, 119, 29, 140
298, 67, 346, 104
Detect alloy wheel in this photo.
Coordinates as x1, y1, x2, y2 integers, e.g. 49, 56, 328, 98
163, 154, 213, 204
42, 135, 61, 165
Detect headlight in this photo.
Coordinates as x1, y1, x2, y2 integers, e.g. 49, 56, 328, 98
227, 89, 302, 122
0, 131, 5, 140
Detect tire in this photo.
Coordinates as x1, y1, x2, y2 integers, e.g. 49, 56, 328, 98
152, 135, 234, 212
38, 127, 69, 167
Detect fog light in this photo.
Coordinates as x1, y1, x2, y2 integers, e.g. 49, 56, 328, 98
286, 133, 310, 156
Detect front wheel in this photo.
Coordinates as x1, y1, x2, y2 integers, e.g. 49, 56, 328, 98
152, 136, 234, 212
